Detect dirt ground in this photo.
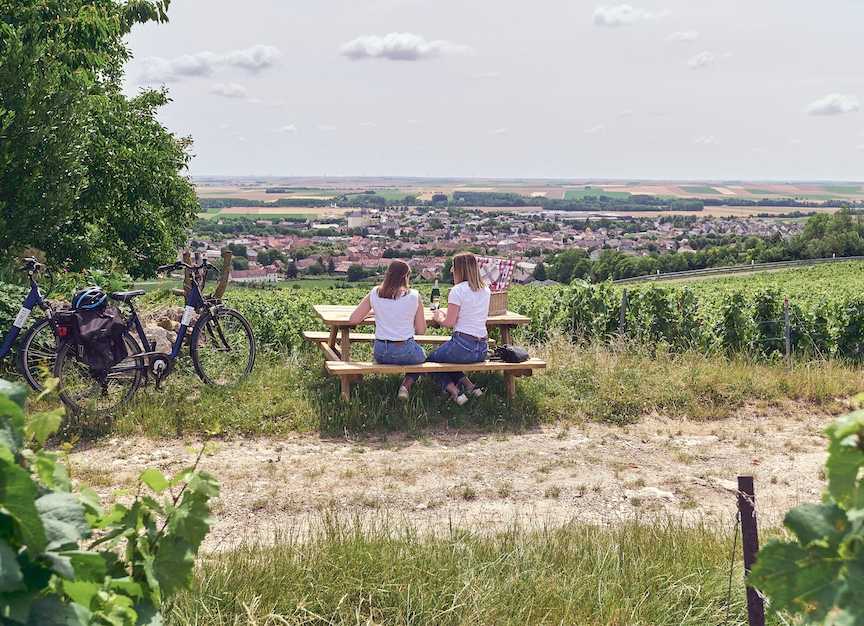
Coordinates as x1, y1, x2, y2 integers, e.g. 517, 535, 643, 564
70, 402, 830, 550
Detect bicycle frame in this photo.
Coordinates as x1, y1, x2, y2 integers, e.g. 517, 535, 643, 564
127, 275, 209, 364
0, 276, 48, 359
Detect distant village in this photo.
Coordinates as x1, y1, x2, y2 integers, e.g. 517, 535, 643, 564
187, 206, 804, 284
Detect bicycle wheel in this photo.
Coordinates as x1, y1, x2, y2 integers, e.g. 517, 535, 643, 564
17, 317, 57, 391
190, 308, 256, 386
54, 334, 144, 415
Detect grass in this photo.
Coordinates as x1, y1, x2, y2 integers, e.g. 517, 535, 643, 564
564, 187, 630, 200
679, 185, 721, 195
820, 184, 861, 194
88, 337, 861, 439
166, 515, 756, 626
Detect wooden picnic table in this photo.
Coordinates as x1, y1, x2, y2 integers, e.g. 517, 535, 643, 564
312, 304, 530, 363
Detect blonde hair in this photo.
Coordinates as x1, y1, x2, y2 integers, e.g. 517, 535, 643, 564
377, 260, 411, 299
451, 252, 485, 291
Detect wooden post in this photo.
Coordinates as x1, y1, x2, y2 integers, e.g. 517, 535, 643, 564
783, 298, 791, 366
737, 476, 766, 626
619, 289, 628, 335
182, 250, 193, 297
340, 376, 351, 401
212, 249, 233, 298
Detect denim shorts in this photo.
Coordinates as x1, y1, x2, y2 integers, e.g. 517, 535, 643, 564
373, 338, 426, 365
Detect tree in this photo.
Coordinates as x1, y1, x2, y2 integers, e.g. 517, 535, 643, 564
327, 257, 336, 273
533, 262, 547, 281
307, 261, 325, 275
232, 257, 249, 271
347, 264, 366, 282
227, 243, 248, 258
284, 261, 298, 278
0, 0, 198, 276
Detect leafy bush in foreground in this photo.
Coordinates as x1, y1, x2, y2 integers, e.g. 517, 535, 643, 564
751, 408, 864, 623
0, 380, 218, 625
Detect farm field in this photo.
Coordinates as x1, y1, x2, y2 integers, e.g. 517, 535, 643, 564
196, 177, 864, 207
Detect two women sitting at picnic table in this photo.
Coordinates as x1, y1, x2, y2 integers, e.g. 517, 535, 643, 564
348, 252, 491, 406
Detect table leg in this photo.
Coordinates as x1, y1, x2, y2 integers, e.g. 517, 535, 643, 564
504, 372, 516, 400
500, 325, 513, 346
340, 327, 351, 362
340, 376, 351, 401
328, 327, 338, 349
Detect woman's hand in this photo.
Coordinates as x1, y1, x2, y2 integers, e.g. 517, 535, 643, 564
432, 308, 446, 324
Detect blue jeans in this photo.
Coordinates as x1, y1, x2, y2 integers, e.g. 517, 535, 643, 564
406, 333, 488, 391
373, 339, 426, 366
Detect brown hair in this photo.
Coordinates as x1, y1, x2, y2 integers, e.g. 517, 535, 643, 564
377, 260, 411, 299
451, 252, 486, 291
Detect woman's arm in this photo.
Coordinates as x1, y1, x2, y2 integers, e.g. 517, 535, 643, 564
434, 303, 461, 328
348, 294, 372, 326
414, 296, 427, 334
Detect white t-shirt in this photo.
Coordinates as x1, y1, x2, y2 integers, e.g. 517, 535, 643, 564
447, 282, 490, 338
369, 287, 419, 340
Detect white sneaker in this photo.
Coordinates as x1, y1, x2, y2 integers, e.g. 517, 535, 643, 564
469, 387, 484, 398
397, 386, 409, 401
453, 393, 468, 406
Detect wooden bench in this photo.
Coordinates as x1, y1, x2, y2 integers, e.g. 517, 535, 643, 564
303, 331, 460, 346
324, 358, 546, 401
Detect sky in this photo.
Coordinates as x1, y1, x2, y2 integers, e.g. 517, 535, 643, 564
125, 0, 864, 180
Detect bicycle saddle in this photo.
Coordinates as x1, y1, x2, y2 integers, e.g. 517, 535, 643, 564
109, 290, 146, 303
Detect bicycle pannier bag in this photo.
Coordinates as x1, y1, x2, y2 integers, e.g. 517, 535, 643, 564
75, 307, 128, 377
493, 345, 530, 363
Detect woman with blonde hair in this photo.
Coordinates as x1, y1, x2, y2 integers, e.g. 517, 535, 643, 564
349, 260, 426, 400
405, 252, 490, 405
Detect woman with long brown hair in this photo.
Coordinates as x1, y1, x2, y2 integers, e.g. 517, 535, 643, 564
349, 260, 426, 400
405, 252, 490, 405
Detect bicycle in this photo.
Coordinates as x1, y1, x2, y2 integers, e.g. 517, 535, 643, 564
0, 257, 59, 391
53, 259, 257, 414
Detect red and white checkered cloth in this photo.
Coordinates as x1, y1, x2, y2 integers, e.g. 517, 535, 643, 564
477, 257, 515, 291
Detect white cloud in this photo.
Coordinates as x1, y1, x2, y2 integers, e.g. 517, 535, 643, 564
490, 127, 508, 135
584, 123, 606, 134
359, 121, 378, 128
789, 138, 802, 145
339, 32, 472, 61
474, 71, 501, 79
687, 51, 716, 69
221, 45, 282, 72
857, 144, 864, 151
667, 30, 699, 42
278, 124, 297, 133
140, 44, 281, 83
210, 83, 248, 99
693, 135, 718, 145
593, 5, 666, 27
806, 94, 860, 116
317, 124, 337, 132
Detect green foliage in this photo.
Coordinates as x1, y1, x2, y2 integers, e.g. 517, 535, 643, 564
0, 0, 197, 276
750, 409, 864, 624
0, 379, 217, 625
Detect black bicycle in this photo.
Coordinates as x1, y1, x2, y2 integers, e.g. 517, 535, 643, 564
53, 259, 256, 414
0, 258, 60, 391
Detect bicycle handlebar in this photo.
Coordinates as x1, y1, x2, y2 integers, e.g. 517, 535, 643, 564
18, 257, 43, 273
157, 259, 213, 273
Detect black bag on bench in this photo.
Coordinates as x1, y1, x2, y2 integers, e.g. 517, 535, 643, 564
492, 345, 530, 363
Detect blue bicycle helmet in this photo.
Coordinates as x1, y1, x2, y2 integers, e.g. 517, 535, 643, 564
72, 287, 108, 311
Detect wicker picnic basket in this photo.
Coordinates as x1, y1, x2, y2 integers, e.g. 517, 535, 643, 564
488, 290, 508, 316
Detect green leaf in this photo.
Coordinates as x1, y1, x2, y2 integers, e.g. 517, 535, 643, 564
65, 550, 107, 582
0, 380, 27, 409
152, 535, 195, 599
0, 449, 47, 553
0, 396, 25, 454
785, 502, 849, 549
61, 579, 100, 610
139, 469, 169, 494
25, 596, 90, 625
35, 493, 90, 550
825, 411, 864, 508
0, 539, 23, 592
25, 409, 63, 446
